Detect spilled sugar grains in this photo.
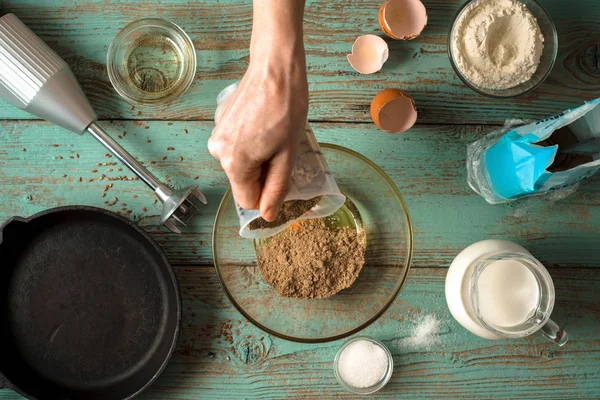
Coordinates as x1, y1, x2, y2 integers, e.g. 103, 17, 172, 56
257, 218, 366, 299
394, 314, 441, 350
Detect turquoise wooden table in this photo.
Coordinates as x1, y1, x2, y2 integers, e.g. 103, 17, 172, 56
1, 0, 599, 398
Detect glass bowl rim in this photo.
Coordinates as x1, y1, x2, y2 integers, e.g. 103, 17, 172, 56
106, 17, 197, 105
212, 142, 414, 343
447, 0, 558, 99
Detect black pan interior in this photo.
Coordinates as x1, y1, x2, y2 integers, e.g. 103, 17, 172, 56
0, 207, 180, 400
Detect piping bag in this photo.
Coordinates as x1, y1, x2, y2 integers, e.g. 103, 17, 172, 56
468, 98, 600, 203
215, 82, 346, 239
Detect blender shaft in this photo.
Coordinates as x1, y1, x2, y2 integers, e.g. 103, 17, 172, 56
87, 122, 162, 191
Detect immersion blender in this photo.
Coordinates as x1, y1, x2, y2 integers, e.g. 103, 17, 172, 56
0, 14, 205, 233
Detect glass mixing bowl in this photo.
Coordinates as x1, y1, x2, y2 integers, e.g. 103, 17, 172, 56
213, 144, 413, 343
448, 0, 558, 98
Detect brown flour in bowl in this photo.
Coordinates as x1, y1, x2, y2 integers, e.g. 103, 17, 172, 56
256, 218, 366, 299
248, 196, 322, 230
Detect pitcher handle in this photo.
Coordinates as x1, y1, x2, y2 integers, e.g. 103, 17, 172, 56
539, 318, 568, 346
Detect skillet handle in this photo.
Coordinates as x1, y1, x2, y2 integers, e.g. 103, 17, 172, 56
0, 218, 22, 391
0, 216, 28, 244
0, 371, 12, 389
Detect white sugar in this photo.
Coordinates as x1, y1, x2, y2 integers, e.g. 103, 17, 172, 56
337, 340, 389, 388
397, 314, 441, 350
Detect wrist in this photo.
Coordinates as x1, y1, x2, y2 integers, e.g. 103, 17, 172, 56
249, 41, 305, 72
250, 0, 305, 64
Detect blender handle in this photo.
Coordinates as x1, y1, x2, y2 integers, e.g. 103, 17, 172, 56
539, 318, 568, 347
0, 14, 97, 134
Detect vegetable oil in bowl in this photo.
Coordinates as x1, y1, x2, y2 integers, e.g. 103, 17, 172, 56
107, 18, 196, 105
125, 34, 185, 95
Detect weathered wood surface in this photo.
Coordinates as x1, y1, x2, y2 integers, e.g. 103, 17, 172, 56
1, 120, 599, 267
0, 0, 598, 123
1, 0, 599, 398
3, 267, 599, 399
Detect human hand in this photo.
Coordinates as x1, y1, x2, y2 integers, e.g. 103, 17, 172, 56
209, 0, 308, 222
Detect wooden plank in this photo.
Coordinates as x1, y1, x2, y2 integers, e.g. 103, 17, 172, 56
1, 120, 599, 266
2, 267, 599, 399
0, 0, 598, 123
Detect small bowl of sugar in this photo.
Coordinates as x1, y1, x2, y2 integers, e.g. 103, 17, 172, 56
334, 337, 394, 394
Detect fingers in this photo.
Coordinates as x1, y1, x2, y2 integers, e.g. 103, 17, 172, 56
207, 132, 222, 160
259, 151, 295, 221
229, 162, 262, 210
209, 133, 262, 210
222, 152, 263, 210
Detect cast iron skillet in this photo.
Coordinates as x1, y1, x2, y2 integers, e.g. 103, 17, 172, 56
0, 206, 180, 399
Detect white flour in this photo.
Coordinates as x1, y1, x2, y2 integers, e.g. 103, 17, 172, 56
451, 0, 544, 90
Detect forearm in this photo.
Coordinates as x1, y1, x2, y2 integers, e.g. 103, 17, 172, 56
250, 0, 306, 63
209, 0, 308, 218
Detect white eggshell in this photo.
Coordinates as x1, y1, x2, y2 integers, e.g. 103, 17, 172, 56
347, 35, 389, 74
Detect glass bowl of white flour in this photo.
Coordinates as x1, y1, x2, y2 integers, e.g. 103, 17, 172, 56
448, 0, 557, 98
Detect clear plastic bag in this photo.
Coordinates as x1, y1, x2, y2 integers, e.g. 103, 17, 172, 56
467, 98, 600, 204
215, 82, 346, 239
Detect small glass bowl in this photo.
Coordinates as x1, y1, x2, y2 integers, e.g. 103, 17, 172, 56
448, 0, 558, 98
107, 18, 196, 105
334, 337, 394, 394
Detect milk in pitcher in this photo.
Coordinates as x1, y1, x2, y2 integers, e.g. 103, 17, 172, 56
445, 240, 567, 345
475, 258, 540, 328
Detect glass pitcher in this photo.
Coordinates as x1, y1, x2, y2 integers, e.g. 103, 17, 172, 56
468, 251, 568, 346
446, 240, 568, 346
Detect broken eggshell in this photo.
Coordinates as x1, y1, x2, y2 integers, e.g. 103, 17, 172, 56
370, 89, 417, 134
347, 35, 389, 74
379, 0, 428, 40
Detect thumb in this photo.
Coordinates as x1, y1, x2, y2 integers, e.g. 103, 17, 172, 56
259, 152, 295, 222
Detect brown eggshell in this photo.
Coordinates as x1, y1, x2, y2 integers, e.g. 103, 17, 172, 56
370, 89, 417, 134
379, 0, 428, 40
